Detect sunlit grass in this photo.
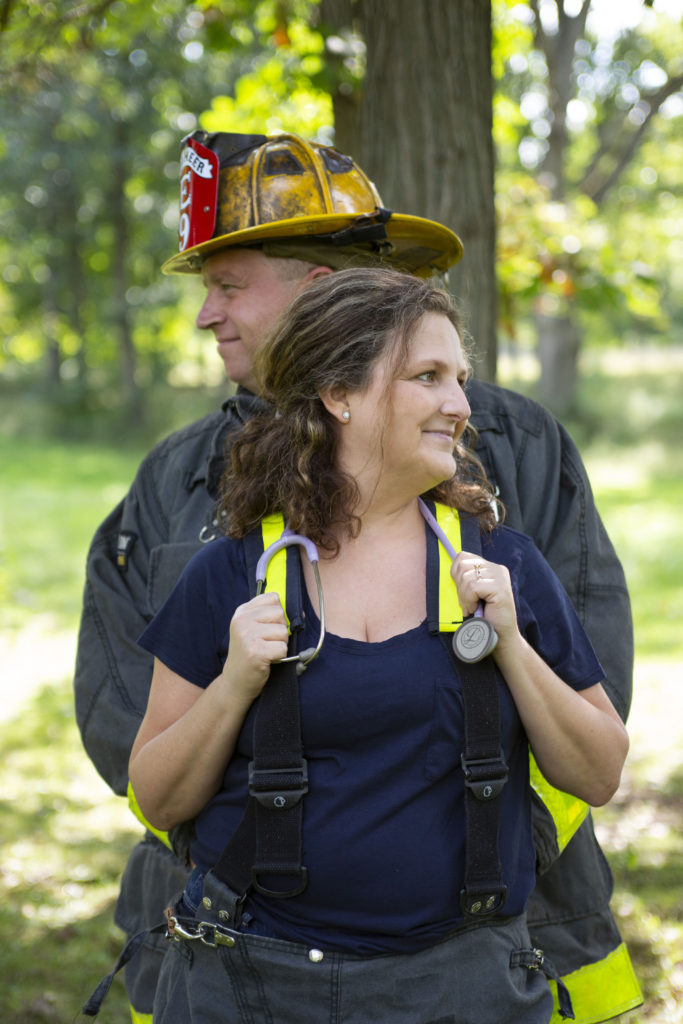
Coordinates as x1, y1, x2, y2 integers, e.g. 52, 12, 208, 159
0, 681, 138, 1022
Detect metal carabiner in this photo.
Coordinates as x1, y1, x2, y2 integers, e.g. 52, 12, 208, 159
168, 916, 202, 941
255, 530, 326, 674
199, 519, 218, 544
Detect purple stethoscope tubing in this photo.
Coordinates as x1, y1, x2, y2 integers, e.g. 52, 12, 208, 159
417, 498, 498, 662
417, 498, 484, 617
255, 528, 326, 673
256, 506, 497, 671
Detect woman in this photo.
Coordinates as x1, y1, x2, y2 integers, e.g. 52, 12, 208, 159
129, 267, 628, 1023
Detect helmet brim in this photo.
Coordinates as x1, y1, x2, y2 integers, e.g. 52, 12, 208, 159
161, 212, 463, 277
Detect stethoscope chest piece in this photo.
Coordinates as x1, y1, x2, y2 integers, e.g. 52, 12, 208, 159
452, 616, 498, 664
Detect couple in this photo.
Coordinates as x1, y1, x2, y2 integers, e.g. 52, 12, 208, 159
126, 266, 627, 1022
77, 132, 640, 1022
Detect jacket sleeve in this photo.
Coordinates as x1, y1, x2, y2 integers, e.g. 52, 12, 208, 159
73, 402, 258, 799
467, 380, 633, 723
74, 455, 165, 796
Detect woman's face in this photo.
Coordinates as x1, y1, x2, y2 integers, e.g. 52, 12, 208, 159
341, 312, 471, 499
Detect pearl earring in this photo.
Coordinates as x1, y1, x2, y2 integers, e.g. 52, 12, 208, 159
341, 410, 350, 421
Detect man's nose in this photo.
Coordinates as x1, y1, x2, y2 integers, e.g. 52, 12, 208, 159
196, 291, 222, 330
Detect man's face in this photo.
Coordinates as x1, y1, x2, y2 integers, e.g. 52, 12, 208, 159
196, 248, 319, 393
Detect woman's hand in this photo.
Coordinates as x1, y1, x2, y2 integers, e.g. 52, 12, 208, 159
451, 550, 519, 646
450, 550, 629, 807
222, 592, 290, 702
129, 594, 288, 831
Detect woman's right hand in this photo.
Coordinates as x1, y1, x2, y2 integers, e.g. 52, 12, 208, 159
221, 592, 289, 701
129, 593, 289, 831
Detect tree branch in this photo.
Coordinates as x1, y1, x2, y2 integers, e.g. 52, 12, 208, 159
582, 71, 683, 203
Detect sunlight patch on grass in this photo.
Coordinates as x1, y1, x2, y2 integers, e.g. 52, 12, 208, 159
0, 679, 139, 1021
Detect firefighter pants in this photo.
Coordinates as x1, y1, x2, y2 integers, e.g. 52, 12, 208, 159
152, 874, 555, 1024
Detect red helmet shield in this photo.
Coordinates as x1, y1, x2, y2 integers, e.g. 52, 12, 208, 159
178, 137, 220, 253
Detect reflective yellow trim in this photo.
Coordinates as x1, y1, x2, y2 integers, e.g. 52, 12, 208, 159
127, 781, 173, 851
129, 1006, 153, 1024
260, 513, 290, 629
528, 754, 589, 854
548, 942, 643, 1024
434, 503, 464, 631
432, 505, 589, 856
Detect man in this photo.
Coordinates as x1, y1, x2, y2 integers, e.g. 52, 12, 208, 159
75, 131, 641, 1022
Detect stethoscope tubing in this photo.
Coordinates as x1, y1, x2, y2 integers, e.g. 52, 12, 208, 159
257, 503, 497, 672
255, 528, 326, 674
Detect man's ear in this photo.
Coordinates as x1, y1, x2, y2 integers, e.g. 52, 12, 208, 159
318, 385, 349, 424
302, 264, 334, 286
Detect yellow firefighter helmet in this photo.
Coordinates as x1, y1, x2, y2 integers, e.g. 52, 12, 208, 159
162, 131, 463, 278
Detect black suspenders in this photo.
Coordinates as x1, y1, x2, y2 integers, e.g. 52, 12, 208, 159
434, 514, 509, 917
213, 511, 508, 920
211, 533, 309, 906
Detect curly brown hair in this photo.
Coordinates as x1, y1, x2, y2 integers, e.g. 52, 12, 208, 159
219, 267, 500, 551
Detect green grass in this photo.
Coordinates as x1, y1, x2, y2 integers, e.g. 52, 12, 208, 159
0, 436, 146, 1021
1, 355, 681, 1022
0, 436, 148, 633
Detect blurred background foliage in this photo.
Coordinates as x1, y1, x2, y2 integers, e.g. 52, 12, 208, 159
0, 0, 681, 434
1, 2, 682, 1019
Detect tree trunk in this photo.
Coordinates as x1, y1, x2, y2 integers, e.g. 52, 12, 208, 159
536, 312, 580, 417
323, 0, 497, 379
42, 202, 61, 389
110, 119, 143, 422
64, 179, 88, 390
531, 0, 590, 412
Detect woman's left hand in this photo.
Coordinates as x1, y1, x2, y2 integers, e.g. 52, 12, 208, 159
450, 551, 519, 645
451, 551, 629, 807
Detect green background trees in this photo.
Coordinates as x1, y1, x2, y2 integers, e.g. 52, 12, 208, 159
1, 0, 681, 424
1, 4, 682, 1019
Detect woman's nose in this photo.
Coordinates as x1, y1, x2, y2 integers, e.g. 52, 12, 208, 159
442, 382, 471, 421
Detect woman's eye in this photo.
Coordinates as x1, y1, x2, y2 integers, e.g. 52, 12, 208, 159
416, 370, 436, 382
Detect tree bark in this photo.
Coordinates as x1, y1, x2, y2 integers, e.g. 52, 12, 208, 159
529, 0, 590, 413
323, 0, 497, 380
110, 118, 142, 422
536, 312, 580, 417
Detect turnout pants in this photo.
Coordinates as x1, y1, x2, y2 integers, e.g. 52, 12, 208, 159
153, 872, 555, 1024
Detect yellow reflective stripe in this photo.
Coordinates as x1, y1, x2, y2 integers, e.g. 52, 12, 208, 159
434, 502, 464, 631
431, 504, 589, 854
127, 781, 173, 851
260, 512, 290, 629
528, 753, 589, 854
129, 1007, 153, 1024
548, 942, 643, 1024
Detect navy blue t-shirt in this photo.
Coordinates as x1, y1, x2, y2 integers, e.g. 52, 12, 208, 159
138, 522, 604, 955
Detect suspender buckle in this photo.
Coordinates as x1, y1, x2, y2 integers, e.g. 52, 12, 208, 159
460, 883, 508, 917
460, 751, 509, 801
248, 761, 309, 810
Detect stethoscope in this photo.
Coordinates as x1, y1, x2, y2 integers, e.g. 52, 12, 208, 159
255, 498, 498, 675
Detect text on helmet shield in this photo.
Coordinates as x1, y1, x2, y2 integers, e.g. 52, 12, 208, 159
178, 138, 219, 252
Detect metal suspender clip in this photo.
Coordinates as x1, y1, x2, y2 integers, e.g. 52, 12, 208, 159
460, 751, 509, 801
248, 761, 309, 810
